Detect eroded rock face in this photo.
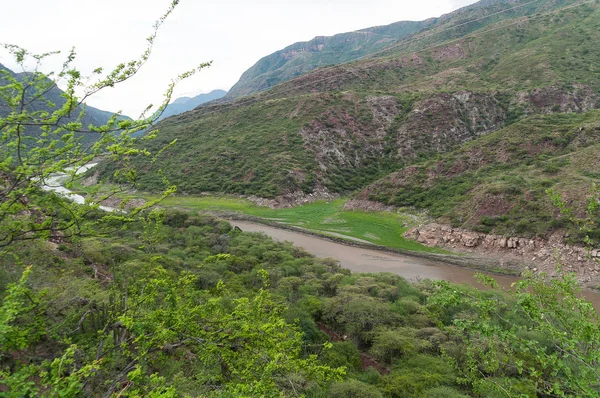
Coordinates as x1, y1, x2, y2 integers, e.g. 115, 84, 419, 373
299, 95, 399, 172
406, 223, 600, 284
82, 171, 99, 187
300, 92, 509, 177
516, 84, 599, 114
396, 91, 506, 158
299, 87, 599, 194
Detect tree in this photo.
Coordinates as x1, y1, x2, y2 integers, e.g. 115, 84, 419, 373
0, 0, 208, 249
100, 268, 343, 396
0, 2, 210, 394
548, 184, 600, 248
0, 4, 346, 396
428, 271, 600, 397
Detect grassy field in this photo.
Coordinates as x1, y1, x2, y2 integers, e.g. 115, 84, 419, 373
69, 177, 442, 253
136, 195, 444, 253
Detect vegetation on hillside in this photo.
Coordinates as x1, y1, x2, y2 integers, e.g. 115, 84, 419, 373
363, 110, 600, 239
2, 209, 599, 396
119, 0, 600, 246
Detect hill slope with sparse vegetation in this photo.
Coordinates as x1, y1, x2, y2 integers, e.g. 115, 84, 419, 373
102, 0, 600, 240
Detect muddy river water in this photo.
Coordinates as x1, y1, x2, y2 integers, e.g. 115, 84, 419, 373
231, 220, 600, 308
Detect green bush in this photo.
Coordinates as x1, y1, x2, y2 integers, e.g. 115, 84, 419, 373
328, 379, 384, 398
423, 386, 470, 398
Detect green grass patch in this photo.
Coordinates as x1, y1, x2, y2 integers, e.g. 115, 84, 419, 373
145, 195, 444, 253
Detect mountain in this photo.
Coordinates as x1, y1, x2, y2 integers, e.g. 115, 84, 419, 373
225, 0, 578, 99
225, 20, 434, 99
113, 0, 600, 239
0, 63, 131, 142
158, 89, 227, 120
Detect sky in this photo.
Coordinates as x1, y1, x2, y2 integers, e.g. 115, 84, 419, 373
0, 0, 478, 117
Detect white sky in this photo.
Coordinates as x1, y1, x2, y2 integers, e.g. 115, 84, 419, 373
0, 0, 477, 117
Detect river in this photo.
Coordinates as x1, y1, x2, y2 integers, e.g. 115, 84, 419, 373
42, 169, 600, 308
231, 220, 600, 308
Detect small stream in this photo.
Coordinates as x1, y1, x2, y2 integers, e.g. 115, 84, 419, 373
39, 163, 118, 212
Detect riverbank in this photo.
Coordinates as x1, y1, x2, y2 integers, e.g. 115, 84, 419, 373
133, 194, 600, 286
49, 171, 600, 304
133, 194, 445, 253
70, 173, 599, 285
222, 213, 524, 276
229, 220, 600, 310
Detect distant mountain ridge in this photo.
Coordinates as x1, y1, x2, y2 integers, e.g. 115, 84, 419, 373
226, 0, 580, 99
225, 20, 434, 99
158, 89, 227, 120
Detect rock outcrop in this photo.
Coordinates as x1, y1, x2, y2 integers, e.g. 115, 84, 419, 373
246, 188, 338, 209
396, 91, 506, 158
406, 223, 600, 285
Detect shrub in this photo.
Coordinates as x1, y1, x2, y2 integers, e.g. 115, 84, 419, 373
328, 379, 384, 398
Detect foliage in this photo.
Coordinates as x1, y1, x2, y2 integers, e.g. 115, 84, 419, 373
2, 207, 599, 396
429, 271, 600, 397
549, 183, 600, 247
99, 268, 343, 396
0, 0, 208, 248
328, 378, 384, 398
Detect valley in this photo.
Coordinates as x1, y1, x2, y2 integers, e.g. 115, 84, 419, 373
3, 0, 600, 396
103, 0, 600, 252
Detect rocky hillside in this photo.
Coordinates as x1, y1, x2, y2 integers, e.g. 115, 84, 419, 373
360, 110, 600, 238
111, 0, 600, 240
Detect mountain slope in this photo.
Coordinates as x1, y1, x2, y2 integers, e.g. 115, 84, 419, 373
226, 20, 433, 99
158, 89, 227, 121
360, 110, 600, 239
226, 0, 584, 99
0, 63, 131, 140
121, 0, 600, 204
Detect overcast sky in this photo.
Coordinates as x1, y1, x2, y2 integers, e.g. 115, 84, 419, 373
0, 0, 477, 116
